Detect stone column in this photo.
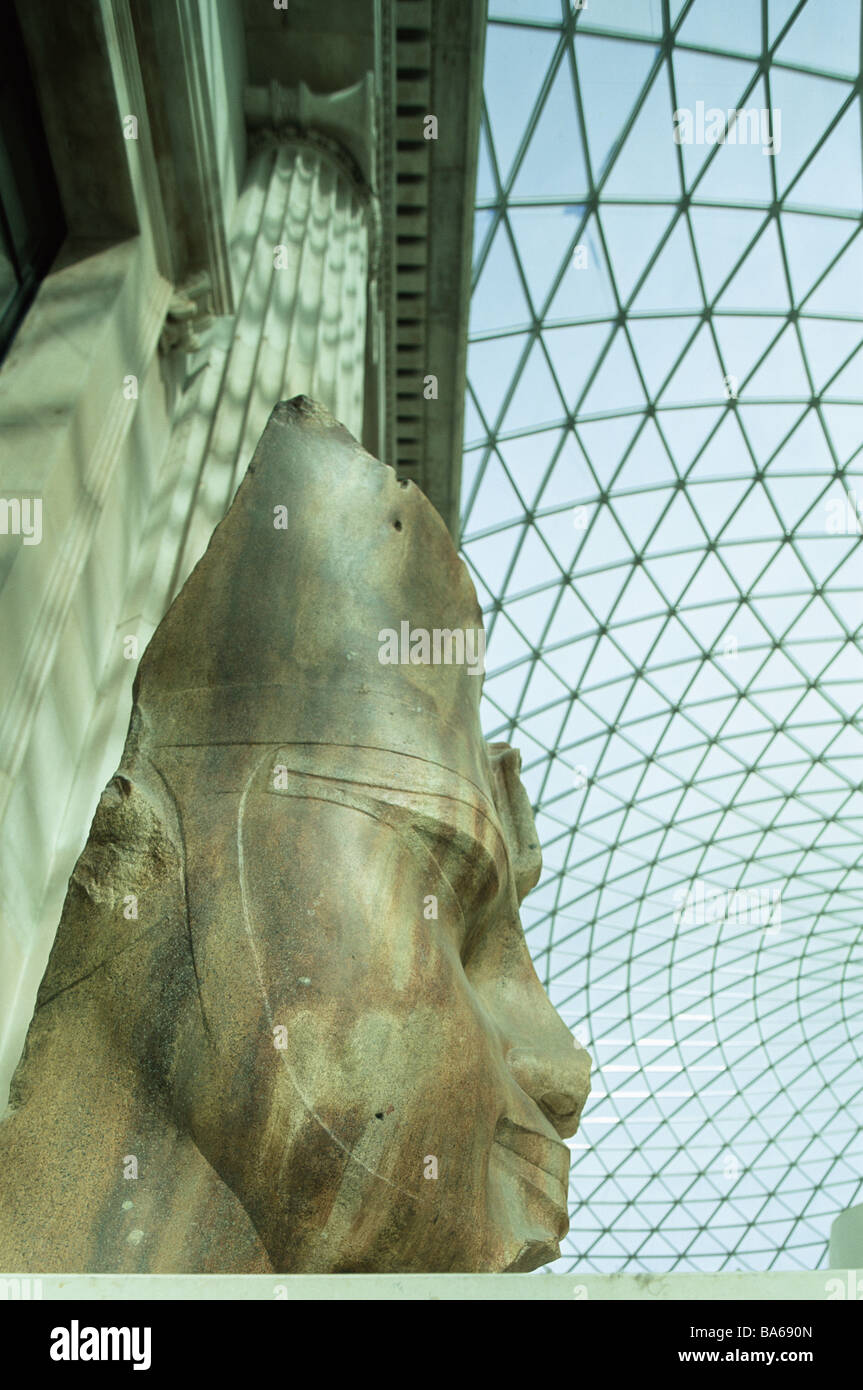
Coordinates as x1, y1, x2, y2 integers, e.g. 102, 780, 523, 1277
163, 78, 378, 591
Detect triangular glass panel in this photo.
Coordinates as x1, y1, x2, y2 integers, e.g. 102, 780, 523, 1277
718, 481, 782, 540
677, 0, 762, 54
659, 322, 727, 406
639, 550, 704, 607
543, 322, 614, 412
752, 539, 817, 595
821, 404, 863, 464
504, 586, 560, 649
610, 565, 672, 623
462, 527, 521, 596
547, 214, 620, 322
599, 205, 676, 305
614, 416, 679, 492
464, 447, 527, 534
799, 317, 863, 393
716, 220, 790, 313
693, 81, 778, 205
580, 2, 664, 38
628, 316, 702, 399
658, 406, 726, 471
774, 0, 860, 79
603, 65, 681, 201
574, 565, 631, 627
544, 584, 597, 649
690, 205, 766, 302
669, 48, 755, 193
645, 491, 705, 555
535, 508, 579, 575
508, 209, 582, 311
486, 609, 538, 669
687, 478, 751, 536
483, 24, 560, 185
481, 662, 530, 714
618, 617, 670, 677
536, 430, 596, 509
631, 217, 704, 313
511, 61, 589, 201
770, 66, 852, 202
580, 328, 647, 415
500, 337, 566, 433
576, 503, 636, 571
780, 212, 855, 304
822, 341, 863, 399
576, 413, 642, 488
768, 0, 804, 47
462, 395, 485, 449
802, 229, 863, 317
575, 34, 658, 182
737, 402, 807, 465
506, 522, 565, 597
498, 429, 567, 503
489, 0, 561, 18
785, 99, 863, 213
764, 473, 831, 532
470, 222, 533, 334
713, 314, 787, 385
468, 331, 530, 428
794, 533, 859, 585
744, 323, 811, 400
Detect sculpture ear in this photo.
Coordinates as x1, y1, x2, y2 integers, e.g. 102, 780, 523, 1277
485, 743, 542, 903
34, 769, 184, 1011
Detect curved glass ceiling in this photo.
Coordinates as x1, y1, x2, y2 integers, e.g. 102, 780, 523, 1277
463, 0, 863, 1272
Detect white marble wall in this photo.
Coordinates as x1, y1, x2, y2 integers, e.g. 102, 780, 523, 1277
0, 55, 369, 1101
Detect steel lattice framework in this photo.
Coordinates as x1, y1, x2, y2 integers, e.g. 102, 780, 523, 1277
462, 0, 863, 1271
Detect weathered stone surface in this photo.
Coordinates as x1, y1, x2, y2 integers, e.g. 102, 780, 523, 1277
0, 398, 590, 1272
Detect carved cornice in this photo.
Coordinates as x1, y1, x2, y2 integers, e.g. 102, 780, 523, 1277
375, 0, 487, 542
245, 76, 377, 196
237, 0, 486, 540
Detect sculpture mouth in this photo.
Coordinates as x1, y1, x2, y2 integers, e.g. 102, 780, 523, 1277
493, 1115, 570, 1223
494, 1116, 570, 1183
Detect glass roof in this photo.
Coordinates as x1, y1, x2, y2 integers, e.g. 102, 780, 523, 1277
463, 0, 863, 1272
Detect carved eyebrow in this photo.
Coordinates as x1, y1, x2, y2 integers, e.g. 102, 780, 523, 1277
236, 748, 419, 1200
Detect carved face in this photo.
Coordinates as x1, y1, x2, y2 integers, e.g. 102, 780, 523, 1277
118, 398, 590, 1271
160, 735, 590, 1273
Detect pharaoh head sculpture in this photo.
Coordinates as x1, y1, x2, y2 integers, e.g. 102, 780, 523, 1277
0, 398, 590, 1273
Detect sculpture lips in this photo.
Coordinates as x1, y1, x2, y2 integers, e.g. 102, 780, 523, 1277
493, 1116, 570, 1190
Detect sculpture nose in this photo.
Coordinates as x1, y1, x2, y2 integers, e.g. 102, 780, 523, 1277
506, 1044, 591, 1139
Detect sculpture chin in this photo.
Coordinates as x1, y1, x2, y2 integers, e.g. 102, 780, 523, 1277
489, 1125, 571, 1272
504, 1238, 563, 1273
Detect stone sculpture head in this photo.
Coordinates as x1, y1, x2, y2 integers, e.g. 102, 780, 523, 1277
0, 398, 590, 1274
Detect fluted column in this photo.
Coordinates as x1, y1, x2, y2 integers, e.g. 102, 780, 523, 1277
165, 112, 375, 589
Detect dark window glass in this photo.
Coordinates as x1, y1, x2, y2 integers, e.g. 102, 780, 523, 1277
0, 6, 66, 363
